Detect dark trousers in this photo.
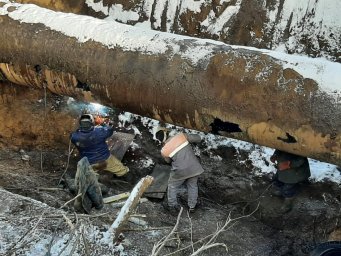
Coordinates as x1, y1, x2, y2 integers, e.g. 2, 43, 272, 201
273, 179, 299, 198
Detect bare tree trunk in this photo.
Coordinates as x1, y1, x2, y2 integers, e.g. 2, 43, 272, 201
0, 2, 340, 165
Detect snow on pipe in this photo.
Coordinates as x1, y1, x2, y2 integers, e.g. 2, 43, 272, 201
0, 2, 340, 166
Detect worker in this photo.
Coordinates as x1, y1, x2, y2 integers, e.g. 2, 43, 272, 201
156, 128, 205, 214
270, 149, 311, 213
71, 113, 129, 177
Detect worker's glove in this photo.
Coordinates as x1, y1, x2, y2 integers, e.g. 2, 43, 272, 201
278, 161, 291, 171
94, 116, 105, 126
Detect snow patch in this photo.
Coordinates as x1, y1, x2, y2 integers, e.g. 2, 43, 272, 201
139, 157, 155, 169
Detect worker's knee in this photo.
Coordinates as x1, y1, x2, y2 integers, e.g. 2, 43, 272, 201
114, 166, 129, 177
106, 155, 129, 176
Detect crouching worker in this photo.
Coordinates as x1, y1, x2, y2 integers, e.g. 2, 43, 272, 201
156, 129, 205, 214
71, 113, 129, 177
74, 157, 103, 213
270, 149, 311, 213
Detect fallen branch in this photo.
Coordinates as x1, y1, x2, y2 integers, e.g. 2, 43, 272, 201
37, 187, 65, 192
189, 203, 260, 256
63, 214, 75, 230
59, 193, 81, 209
110, 198, 149, 208
81, 224, 90, 256
57, 139, 74, 186
128, 217, 148, 227
187, 211, 194, 253
103, 175, 154, 242
103, 192, 130, 204
122, 226, 173, 232
130, 214, 147, 218
151, 207, 183, 256
162, 203, 260, 256
0, 212, 111, 220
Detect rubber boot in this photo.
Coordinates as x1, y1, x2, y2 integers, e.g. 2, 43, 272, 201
87, 184, 104, 210
279, 197, 295, 213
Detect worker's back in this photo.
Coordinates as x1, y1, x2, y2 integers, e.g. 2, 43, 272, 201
71, 126, 113, 164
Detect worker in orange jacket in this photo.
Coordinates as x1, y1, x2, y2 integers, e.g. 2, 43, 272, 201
156, 129, 205, 214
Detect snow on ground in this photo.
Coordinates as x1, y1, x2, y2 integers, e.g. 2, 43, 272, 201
84, 0, 340, 61
201, 0, 242, 36
266, 0, 341, 60
116, 111, 341, 184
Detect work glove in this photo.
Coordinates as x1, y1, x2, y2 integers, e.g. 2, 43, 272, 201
94, 116, 105, 126
278, 161, 291, 171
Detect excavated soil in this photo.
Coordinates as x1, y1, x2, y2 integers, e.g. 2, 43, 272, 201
0, 87, 340, 255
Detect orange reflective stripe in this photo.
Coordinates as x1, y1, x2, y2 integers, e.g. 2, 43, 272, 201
161, 133, 188, 158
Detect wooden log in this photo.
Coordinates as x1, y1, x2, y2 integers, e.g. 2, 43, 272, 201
0, 2, 340, 165
128, 217, 148, 227
103, 192, 130, 204
104, 175, 154, 242
110, 198, 149, 209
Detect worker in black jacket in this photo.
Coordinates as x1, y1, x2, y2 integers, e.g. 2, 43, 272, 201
270, 149, 311, 213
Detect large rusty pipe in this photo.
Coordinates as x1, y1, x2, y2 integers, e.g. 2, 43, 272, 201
0, 2, 340, 165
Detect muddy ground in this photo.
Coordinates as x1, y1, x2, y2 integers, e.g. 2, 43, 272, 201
0, 88, 340, 255
0, 122, 340, 255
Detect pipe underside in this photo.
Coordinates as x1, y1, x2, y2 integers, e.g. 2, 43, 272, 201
0, 4, 340, 166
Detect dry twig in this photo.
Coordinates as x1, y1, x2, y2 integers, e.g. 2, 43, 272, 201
59, 193, 81, 209
160, 203, 260, 256
57, 139, 74, 186
187, 210, 194, 253
151, 207, 183, 256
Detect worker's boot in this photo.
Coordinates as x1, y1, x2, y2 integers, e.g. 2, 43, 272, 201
279, 197, 295, 213
87, 184, 104, 210
162, 200, 181, 216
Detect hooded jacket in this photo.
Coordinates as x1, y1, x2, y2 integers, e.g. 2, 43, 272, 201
272, 150, 311, 184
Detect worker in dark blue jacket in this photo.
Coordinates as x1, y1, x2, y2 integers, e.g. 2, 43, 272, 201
71, 114, 129, 176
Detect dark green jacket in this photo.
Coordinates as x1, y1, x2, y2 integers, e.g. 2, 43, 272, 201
272, 150, 311, 184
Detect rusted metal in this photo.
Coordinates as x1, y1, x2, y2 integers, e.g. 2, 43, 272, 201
0, 3, 340, 165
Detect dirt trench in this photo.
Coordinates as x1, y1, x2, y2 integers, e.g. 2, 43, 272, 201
0, 85, 340, 255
